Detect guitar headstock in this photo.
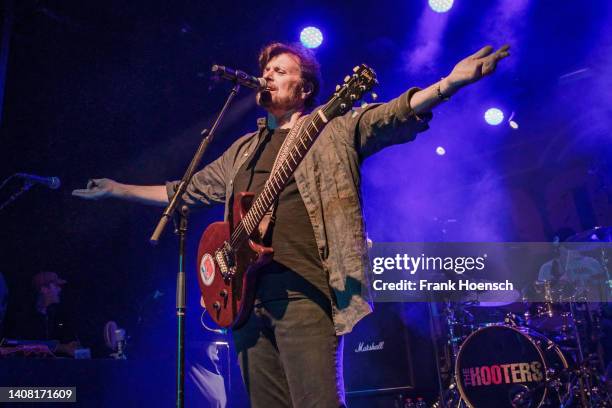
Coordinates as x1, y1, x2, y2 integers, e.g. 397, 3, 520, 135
324, 64, 378, 119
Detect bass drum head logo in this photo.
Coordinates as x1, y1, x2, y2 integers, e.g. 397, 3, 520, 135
200, 254, 216, 286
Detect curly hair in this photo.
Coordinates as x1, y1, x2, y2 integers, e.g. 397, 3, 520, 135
258, 42, 321, 109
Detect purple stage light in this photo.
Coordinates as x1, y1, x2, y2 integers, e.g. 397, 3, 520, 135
436, 146, 446, 156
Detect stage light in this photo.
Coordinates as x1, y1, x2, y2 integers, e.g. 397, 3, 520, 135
300, 27, 323, 49
484, 108, 504, 126
436, 146, 446, 156
428, 0, 454, 13
508, 111, 519, 129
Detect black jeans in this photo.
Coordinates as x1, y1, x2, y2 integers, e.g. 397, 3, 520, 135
233, 298, 345, 408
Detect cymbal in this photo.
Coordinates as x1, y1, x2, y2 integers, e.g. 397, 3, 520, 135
460, 278, 521, 307
564, 226, 612, 251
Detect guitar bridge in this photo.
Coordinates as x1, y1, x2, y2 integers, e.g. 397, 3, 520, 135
215, 241, 236, 280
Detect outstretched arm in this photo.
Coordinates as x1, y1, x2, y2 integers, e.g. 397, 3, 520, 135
72, 147, 229, 207
410, 45, 510, 114
354, 44, 510, 158
72, 179, 168, 206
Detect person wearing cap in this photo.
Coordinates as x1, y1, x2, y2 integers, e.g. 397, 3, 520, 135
14, 271, 80, 356
32, 271, 66, 314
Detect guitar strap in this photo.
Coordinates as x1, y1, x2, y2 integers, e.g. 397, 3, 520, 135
258, 114, 310, 241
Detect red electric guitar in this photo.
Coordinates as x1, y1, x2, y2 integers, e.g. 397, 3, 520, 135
196, 65, 377, 328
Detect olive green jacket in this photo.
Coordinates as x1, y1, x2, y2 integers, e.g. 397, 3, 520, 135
167, 87, 432, 335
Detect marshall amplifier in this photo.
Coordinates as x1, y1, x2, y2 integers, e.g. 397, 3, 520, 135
344, 303, 416, 394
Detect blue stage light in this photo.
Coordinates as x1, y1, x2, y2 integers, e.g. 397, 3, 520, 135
300, 27, 323, 49
484, 108, 504, 126
428, 0, 454, 13
436, 146, 446, 156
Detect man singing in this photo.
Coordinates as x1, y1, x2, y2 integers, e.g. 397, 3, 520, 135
73, 42, 509, 407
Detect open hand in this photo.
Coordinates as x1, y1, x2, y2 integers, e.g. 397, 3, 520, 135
445, 45, 510, 91
72, 178, 118, 200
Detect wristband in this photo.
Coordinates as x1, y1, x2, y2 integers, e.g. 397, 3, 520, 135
437, 78, 451, 101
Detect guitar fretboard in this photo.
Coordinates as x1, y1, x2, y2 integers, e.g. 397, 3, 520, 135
229, 110, 328, 247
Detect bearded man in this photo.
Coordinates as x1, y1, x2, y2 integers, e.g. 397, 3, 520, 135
73, 42, 509, 407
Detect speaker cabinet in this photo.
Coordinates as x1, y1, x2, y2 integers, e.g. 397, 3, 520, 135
344, 303, 415, 394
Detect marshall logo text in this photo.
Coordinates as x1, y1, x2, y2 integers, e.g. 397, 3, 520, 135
354, 341, 385, 353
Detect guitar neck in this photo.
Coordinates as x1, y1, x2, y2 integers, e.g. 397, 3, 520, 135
230, 111, 328, 247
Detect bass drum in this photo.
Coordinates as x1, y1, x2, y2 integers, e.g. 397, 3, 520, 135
455, 325, 569, 408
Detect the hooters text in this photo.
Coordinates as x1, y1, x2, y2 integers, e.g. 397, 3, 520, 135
462, 361, 544, 387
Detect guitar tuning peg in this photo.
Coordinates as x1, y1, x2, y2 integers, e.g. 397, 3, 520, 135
353, 66, 359, 73
335, 85, 341, 91
344, 75, 351, 83
371, 92, 378, 101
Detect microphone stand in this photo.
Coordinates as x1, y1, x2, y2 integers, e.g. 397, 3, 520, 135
149, 82, 242, 408
0, 177, 34, 212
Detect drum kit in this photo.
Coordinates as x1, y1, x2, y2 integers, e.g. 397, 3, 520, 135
434, 227, 612, 408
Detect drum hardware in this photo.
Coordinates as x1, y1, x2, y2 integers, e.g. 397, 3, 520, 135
430, 301, 470, 408
430, 227, 612, 407
431, 258, 612, 407
433, 297, 612, 407
507, 364, 588, 408
504, 312, 521, 327
508, 384, 531, 408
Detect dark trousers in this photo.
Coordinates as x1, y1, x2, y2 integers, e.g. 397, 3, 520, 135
233, 298, 345, 408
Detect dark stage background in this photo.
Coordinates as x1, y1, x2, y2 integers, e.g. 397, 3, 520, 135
0, 0, 611, 405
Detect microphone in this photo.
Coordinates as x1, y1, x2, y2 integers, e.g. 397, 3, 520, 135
15, 173, 61, 189
211, 65, 267, 90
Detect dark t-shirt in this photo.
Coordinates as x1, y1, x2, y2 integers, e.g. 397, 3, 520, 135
232, 127, 330, 303
15, 303, 77, 343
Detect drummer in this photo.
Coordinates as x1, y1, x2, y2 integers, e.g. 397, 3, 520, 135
536, 228, 612, 389
537, 228, 607, 292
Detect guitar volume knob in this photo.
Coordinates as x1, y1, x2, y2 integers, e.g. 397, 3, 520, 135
220, 289, 228, 298
212, 301, 221, 310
